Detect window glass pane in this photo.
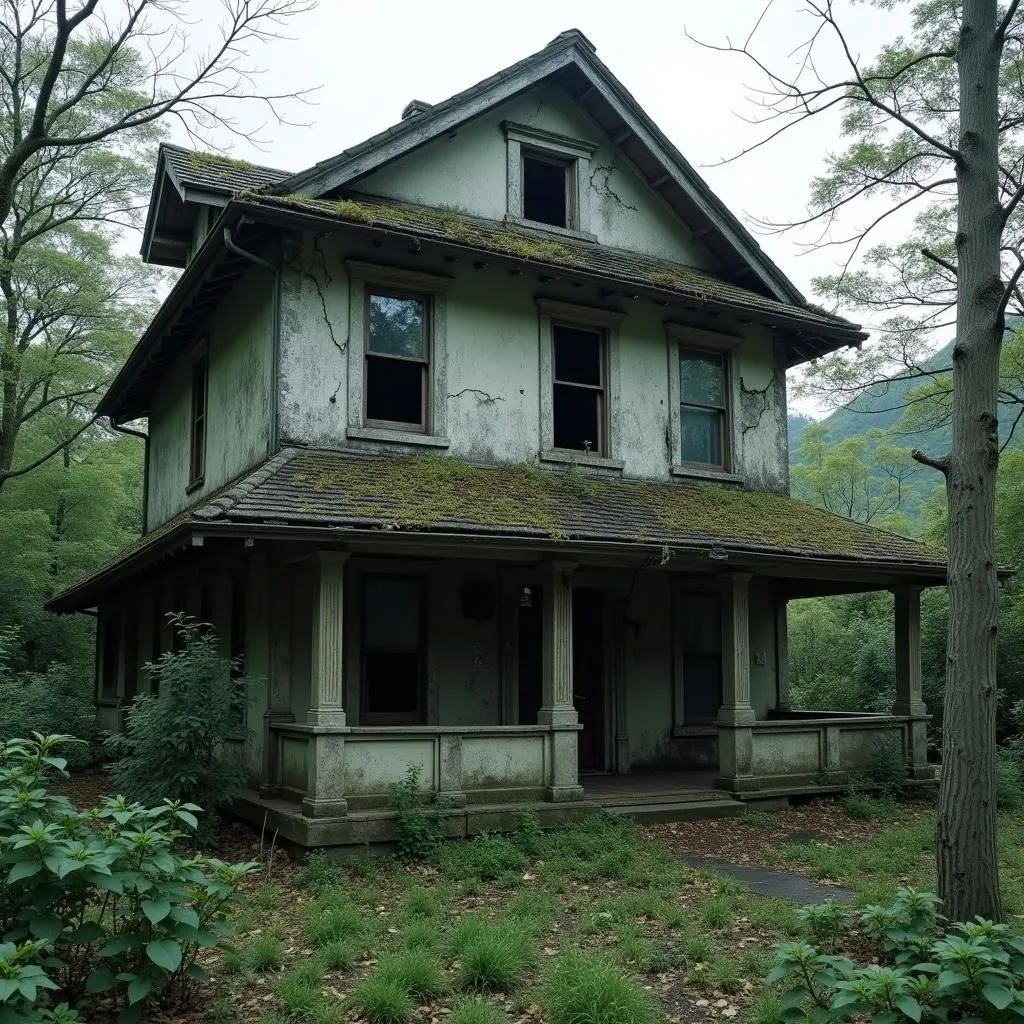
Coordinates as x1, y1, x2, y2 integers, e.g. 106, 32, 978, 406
553, 383, 601, 452
553, 325, 602, 385
366, 355, 424, 426
681, 407, 723, 465
681, 350, 724, 407
523, 155, 569, 227
364, 578, 420, 650
369, 294, 425, 358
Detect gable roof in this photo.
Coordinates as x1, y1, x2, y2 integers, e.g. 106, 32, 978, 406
47, 448, 947, 613
272, 29, 804, 305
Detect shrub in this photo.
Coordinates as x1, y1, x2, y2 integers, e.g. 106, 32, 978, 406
105, 615, 254, 816
388, 764, 447, 860
766, 888, 1024, 1024
351, 976, 414, 1024
0, 734, 255, 1022
456, 924, 535, 991
542, 949, 659, 1024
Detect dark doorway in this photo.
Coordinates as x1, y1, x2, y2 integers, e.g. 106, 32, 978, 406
573, 588, 606, 772
518, 585, 544, 724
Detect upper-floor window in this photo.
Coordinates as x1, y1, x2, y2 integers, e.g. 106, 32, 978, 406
189, 355, 208, 487
552, 323, 605, 453
504, 122, 596, 237
679, 347, 727, 468
345, 261, 452, 448
365, 291, 429, 430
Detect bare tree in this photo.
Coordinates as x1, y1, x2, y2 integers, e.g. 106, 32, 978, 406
697, 0, 1015, 919
0, 0, 315, 491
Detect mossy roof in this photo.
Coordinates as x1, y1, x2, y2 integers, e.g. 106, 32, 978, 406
161, 143, 289, 195
49, 449, 946, 613
235, 192, 863, 356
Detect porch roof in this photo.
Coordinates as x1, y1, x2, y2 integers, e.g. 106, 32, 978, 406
48, 449, 948, 613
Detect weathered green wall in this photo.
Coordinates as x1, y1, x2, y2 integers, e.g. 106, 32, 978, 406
146, 266, 274, 528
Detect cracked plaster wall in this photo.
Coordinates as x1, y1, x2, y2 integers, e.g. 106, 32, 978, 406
356, 85, 719, 269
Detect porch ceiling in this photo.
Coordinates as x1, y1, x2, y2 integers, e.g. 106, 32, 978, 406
48, 448, 949, 613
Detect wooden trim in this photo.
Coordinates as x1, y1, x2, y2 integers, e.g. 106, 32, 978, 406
188, 349, 208, 488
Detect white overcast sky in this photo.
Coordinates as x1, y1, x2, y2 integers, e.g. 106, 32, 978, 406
174, 1, 914, 413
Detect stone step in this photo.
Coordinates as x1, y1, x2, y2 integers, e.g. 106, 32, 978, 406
600, 797, 745, 823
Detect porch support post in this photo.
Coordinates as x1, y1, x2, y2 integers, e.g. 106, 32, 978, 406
716, 572, 758, 792
301, 551, 350, 819
539, 561, 584, 802
893, 584, 931, 779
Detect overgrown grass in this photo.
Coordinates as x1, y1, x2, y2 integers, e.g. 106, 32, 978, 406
456, 923, 535, 991
351, 976, 414, 1024
542, 949, 659, 1024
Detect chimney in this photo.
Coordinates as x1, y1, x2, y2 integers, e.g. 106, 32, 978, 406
401, 99, 433, 120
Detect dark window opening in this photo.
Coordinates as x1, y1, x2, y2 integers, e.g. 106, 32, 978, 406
189, 357, 208, 485
552, 324, 604, 453
523, 153, 571, 227
365, 292, 427, 429
517, 585, 544, 725
680, 347, 727, 468
362, 576, 424, 724
680, 592, 722, 725
100, 617, 120, 699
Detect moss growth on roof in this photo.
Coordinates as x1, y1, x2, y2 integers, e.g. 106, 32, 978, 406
188, 151, 256, 177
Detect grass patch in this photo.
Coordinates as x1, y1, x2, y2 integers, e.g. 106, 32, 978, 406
307, 899, 365, 946
351, 976, 414, 1024
244, 933, 284, 972
843, 794, 898, 820
296, 851, 344, 892
449, 998, 507, 1024
316, 938, 359, 971
699, 893, 735, 930
741, 811, 779, 828
439, 833, 526, 881
377, 949, 447, 998
456, 924, 535, 991
276, 962, 326, 1016
542, 949, 659, 1024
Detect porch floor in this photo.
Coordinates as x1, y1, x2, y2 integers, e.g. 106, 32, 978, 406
581, 771, 720, 803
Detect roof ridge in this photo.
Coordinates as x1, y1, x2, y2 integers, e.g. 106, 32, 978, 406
193, 448, 302, 520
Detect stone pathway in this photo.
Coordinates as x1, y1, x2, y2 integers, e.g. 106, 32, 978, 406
685, 858, 852, 904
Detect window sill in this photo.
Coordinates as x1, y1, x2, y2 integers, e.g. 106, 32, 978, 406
671, 464, 744, 486
541, 449, 624, 474
503, 215, 597, 244
185, 476, 205, 495
347, 426, 450, 449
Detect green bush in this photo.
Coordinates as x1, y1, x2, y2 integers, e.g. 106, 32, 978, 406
765, 887, 1024, 1024
542, 949, 659, 1024
0, 734, 255, 1022
387, 764, 447, 860
105, 615, 254, 817
0, 628, 96, 766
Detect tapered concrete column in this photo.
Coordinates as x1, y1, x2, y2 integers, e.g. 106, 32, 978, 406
539, 561, 584, 803
716, 573, 757, 792
893, 585, 932, 779
307, 552, 349, 728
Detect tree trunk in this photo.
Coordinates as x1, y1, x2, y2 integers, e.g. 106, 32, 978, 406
937, 0, 1004, 922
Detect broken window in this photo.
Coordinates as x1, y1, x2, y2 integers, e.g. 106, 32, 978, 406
365, 291, 428, 429
552, 323, 605, 453
679, 347, 727, 467
362, 575, 424, 725
523, 152, 571, 228
189, 356, 207, 485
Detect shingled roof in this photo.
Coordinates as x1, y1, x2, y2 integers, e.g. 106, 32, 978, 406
48, 450, 947, 612
238, 193, 863, 354
161, 143, 289, 196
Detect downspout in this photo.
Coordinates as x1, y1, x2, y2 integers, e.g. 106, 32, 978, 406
223, 226, 281, 453
111, 420, 149, 535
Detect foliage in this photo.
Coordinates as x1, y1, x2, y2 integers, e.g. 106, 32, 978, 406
541, 949, 659, 1024
387, 764, 448, 860
376, 949, 446, 998
105, 616, 253, 819
794, 901, 853, 950
438, 833, 526, 882
0, 734, 256, 1022
351, 975, 415, 1024
455, 923, 535, 991
770, 887, 1024, 1024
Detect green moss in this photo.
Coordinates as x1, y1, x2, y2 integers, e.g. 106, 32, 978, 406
187, 150, 256, 177
491, 230, 573, 264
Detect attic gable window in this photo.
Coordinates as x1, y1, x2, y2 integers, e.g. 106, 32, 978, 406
504, 122, 596, 238
188, 354, 208, 488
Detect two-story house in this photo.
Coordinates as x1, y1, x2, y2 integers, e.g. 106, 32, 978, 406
50, 30, 943, 847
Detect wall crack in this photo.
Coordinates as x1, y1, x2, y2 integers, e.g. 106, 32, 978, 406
590, 158, 638, 212
740, 371, 776, 438
447, 388, 505, 405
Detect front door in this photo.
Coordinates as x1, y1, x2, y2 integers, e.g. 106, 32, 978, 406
573, 588, 605, 772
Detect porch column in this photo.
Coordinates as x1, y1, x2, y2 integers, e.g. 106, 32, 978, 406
302, 551, 351, 819
893, 584, 931, 778
539, 561, 584, 802
716, 572, 758, 791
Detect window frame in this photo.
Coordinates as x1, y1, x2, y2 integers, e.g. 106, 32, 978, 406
521, 148, 574, 230
188, 350, 208, 490
345, 261, 452, 449
551, 321, 607, 456
538, 299, 624, 472
666, 324, 743, 482
359, 573, 427, 726
504, 122, 597, 239
363, 287, 430, 433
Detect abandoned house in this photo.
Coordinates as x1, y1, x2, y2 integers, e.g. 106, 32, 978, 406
50, 29, 941, 846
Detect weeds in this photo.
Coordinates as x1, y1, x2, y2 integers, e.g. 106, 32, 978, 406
351, 976, 414, 1024
542, 949, 659, 1024
456, 924, 535, 991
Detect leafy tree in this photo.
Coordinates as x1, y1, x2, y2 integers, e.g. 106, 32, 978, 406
705, 0, 1023, 920
0, 0, 315, 490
